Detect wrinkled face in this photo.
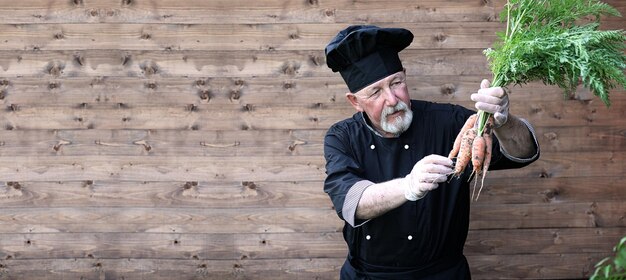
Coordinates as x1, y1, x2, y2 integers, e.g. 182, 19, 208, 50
347, 70, 413, 137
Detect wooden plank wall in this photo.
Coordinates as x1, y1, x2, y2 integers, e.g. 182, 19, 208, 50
0, 0, 624, 279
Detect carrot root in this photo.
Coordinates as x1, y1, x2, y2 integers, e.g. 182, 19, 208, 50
448, 114, 477, 159
453, 127, 477, 178
474, 118, 494, 201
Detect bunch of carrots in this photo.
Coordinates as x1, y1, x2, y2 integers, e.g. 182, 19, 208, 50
446, 0, 625, 201
448, 111, 494, 201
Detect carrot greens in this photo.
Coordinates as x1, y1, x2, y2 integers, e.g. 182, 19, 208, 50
479, 0, 626, 135
449, 0, 625, 200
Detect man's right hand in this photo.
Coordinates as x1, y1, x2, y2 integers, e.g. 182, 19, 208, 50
404, 155, 454, 201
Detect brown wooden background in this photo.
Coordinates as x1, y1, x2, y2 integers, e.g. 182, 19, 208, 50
0, 0, 624, 279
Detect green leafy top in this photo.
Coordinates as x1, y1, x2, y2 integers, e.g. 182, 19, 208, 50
590, 236, 626, 280
483, 0, 626, 107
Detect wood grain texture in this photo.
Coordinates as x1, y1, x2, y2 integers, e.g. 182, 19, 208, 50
0, 151, 623, 181
0, 258, 343, 280
0, 124, 622, 158
0, 23, 502, 51
0, 180, 331, 208
467, 253, 606, 279
1, 98, 624, 130
0, 0, 499, 24
0, 0, 624, 278
3, 77, 623, 107
0, 49, 489, 78
0, 207, 342, 234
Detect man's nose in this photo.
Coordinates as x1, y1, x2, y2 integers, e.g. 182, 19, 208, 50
383, 87, 398, 106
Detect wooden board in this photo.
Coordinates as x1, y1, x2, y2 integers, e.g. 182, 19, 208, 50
1, 76, 624, 107
0, 0, 499, 24
0, 49, 490, 78
0, 23, 502, 51
2, 98, 625, 130
0, 0, 624, 278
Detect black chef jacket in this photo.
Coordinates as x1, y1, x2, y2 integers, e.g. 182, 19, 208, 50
323, 100, 539, 279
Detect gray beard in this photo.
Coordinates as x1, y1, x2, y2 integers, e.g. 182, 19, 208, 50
380, 100, 413, 135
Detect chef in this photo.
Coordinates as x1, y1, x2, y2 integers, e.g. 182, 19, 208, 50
323, 25, 540, 279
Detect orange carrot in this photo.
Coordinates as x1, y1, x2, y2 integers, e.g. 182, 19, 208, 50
469, 134, 486, 200
448, 114, 477, 159
471, 135, 486, 174
452, 127, 477, 177
474, 117, 494, 201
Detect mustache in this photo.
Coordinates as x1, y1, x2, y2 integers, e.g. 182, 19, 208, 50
381, 101, 409, 118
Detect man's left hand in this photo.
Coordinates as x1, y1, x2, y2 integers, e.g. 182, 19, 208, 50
470, 79, 510, 128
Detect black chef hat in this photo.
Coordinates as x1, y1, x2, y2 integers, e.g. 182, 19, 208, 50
325, 25, 413, 93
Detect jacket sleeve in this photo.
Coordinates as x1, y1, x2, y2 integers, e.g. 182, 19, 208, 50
323, 124, 373, 227
488, 118, 541, 171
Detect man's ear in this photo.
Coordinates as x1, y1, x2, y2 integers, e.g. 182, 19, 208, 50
345, 93, 364, 112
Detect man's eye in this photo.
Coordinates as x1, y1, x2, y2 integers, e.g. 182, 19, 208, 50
369, 90, 380, 97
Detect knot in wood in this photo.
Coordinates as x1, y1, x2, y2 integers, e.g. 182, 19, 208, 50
233, 79, 245, 87
281, 61, 301, 76
199, 90, 212, 101
186, 104, 198, 112
145, 82, 158, 90
48, 82, 60, 90
88, 9, 99, 17
440, 83, 456, 95
309, 55, 323, 66
242, 181, 257, 190
541, 188, 560, 202
311, 102, 325, 109
7, 182, 21, 190
121, 53, 132, 66
242, 104, 254, 112
140, 61, 159, 76
46, 61, 65, 76
230, 90, 241, 101
530, 105, 542, 114
283, 82, 295, 89
543, 132, 557, 141
434, 32, 447, 42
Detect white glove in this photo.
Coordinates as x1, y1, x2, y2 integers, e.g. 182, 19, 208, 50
471, 79, 510, 128
403, 155, 454, 201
